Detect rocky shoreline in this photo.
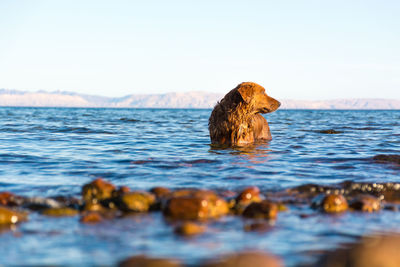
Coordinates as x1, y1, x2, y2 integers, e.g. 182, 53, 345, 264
2, 160, 400, 267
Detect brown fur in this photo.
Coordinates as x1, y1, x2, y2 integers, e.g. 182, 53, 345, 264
209, 82, 280, 146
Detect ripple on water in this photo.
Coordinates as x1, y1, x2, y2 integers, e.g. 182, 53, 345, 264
0, 108, 400, 266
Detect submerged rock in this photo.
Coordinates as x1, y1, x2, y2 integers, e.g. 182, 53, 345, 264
315, 234, 400, 267
349, 195, 381, 212
41, 207, 79, 217
373, 154, 400, 165
0, 206, 27, 224
163, 189, 229, 220
244, 221, 272, 232
318, 129, 343, 134
201, 251, 283, 267
150, 187, 171, 199
82, 178, 116, 203
313, 194, 348, 213
174, 222, 206, 236
242, 200, 278, 220
118, 255, 182, 267
118, 191, 156, 212
0, 192, 15, 206
234, 186, 262, 214
80, 212, 103, 224
23, 196, 63, 211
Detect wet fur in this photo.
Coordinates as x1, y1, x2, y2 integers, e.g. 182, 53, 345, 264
209, 82, 280, 146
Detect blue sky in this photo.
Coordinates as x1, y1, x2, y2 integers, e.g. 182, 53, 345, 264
0, 0, 399, 99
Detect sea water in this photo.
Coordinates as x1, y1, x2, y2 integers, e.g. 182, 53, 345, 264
0, 107, 400, 266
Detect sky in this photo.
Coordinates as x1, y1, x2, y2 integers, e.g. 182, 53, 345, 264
0, 0, 399, 100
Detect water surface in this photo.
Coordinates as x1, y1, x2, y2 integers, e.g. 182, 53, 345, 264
0, 108, 400, 266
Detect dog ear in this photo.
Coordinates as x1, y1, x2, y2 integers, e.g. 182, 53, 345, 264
237, 85, 254, 104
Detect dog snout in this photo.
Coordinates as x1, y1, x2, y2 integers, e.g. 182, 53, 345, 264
265, 96, 280, 112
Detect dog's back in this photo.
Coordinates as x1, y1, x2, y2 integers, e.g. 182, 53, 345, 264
209, 82, 280, 146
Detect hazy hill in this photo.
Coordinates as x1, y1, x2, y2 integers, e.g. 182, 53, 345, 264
0, 89, 399, 109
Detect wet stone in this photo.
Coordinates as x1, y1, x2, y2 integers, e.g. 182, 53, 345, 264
150, 187, 171, 199
80, 212, 103, 224
113, 186, 131, 197
234, 186, 262, 214
163, 190, 229, 220
373, 154, 400, 165
0, 192, 14, 206
242, 200, 278, 220
244, 221, 272, 232
201, 251, 283, 267
315, 234, 400, 267
0, 206, 28, 224
41, 207, 79, 217
83, 202, 105, 212
23, 196, 63, 211
118, 255, 182, 267
349, 195, 381, 212
174, 222, 206, 236
318, 129, 343, 134
164, 196, 210, 220
235, 186, 262, 203
314, 194, 348, 213
82, 178, 116, 203
118, 192, 156, 212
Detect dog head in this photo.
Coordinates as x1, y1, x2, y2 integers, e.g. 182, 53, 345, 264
235, 82, 280, 114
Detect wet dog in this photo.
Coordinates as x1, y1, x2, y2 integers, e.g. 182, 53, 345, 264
209, 82, 280, 146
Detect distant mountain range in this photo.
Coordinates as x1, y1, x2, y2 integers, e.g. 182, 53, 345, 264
0, 89, 399, 109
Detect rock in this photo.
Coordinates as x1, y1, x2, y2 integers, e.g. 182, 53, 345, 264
313, 194, 348, 213
41, 207, 79, 217
242, 200, 278, 220
164, 196, 210, 220
318, 129, 343, 134
174, 222, 206, 236
315, 234, 400, 267
0, 206, 27, 224
118, 192, 156, 212
150, 187, 171, 199
201, 251, 283, 267
83, 202, 105, 212
118, 255, 182, 267
163, 189, 229, 220
0, 192, 14, 206
23, 196, 63, 211
112, 186, 131, 198
82, 178, 116, 203
234, 187, 262, 214
244, 221, 272, 232
80, 212, 103, 224
236, 186, 262, 203
373, 154, 400, 165
349, 195, 381, 212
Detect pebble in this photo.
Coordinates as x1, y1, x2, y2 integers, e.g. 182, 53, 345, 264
315, 234, 400, 267
82, 178, 116, 203
174, 222, 206, 236
242, 200, 278, 220
200, 251, 283, 267
118, 255, 182, 267
41, 207, 79, 217
313, 194, 348, 213
118, 191, 156, 212
349, 195, 381, 212
80, 212, 103, 224
0, 206, 27, 224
